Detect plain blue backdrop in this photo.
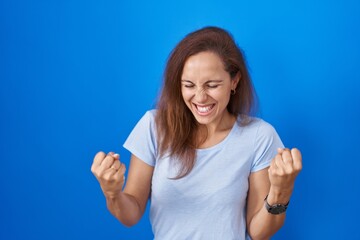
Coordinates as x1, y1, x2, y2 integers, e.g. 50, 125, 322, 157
1, 0, 360, 239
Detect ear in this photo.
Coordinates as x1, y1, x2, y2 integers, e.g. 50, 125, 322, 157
231, 71, 241, 89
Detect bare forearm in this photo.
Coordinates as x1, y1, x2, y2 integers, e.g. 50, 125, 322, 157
248, 188, 291, 239
248, 207, 285, 239
105, 192, 143, 227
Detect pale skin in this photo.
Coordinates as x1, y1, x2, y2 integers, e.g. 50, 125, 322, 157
91, 51, 302, 239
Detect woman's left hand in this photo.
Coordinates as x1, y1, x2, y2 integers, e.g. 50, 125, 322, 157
268, 148, 302, 193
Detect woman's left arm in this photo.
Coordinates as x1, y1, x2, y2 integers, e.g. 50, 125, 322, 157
246, 148, 302, 240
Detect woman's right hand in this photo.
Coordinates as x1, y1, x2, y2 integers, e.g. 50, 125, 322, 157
91, 151, 126, 198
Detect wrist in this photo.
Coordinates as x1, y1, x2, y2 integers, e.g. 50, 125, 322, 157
267, 186, 293, 205
104, 190, 123, 200
264, 194, 289, 215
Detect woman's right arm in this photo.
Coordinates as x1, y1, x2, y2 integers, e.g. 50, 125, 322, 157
91, 151, 154, 227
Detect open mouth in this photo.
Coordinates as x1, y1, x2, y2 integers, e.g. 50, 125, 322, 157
193, 103, 215, 115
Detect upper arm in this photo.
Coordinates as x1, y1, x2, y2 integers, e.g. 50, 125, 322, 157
123, 154, 154, 216
246, 167, 271, 228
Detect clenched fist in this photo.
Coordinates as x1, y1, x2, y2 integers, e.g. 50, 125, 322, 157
91, 151, 126, 198
268, 148, 302, 193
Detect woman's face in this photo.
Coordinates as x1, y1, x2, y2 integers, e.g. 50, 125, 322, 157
181, 51, 238, 128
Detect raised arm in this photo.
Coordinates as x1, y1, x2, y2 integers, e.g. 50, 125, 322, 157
246, 148, 302, 239
91, 151, 154, 227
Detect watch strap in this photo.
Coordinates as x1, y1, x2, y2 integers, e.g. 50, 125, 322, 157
264, 194, 290, 215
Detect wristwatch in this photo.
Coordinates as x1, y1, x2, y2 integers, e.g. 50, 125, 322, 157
264, 195, 290, 215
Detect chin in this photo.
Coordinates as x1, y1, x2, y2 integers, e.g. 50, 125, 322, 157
194, 118, 211, 125
192, 111, 216, 125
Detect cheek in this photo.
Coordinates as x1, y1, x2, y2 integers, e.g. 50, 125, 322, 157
211, 89, 231, 104
181, 88, 193, 101
211, 89, 228, 98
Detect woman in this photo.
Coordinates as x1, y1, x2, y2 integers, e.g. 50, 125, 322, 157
91, 26, 302, 239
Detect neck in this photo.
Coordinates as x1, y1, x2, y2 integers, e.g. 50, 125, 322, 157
195, 111, 236, 149
199, 111, 236, 138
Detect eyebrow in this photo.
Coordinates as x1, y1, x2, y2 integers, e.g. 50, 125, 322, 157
181, 80, 223, 84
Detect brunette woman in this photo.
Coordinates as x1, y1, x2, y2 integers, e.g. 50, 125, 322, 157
91, 26, 302, 240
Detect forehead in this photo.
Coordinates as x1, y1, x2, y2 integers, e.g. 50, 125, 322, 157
181, 51, 228, 79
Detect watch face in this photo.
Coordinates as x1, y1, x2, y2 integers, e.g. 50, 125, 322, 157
264, 195, 289, 215
268, 204, 287, 215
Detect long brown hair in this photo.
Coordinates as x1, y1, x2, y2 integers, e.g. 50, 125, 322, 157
155, 26, 256, 179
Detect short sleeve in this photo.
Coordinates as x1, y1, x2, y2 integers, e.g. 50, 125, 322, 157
123, 110, 157, 167
251, 120, 284, 172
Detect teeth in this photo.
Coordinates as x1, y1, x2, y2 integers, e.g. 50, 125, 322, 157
197, 105, 213, 113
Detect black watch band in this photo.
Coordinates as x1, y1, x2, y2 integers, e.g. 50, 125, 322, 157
264, 195, 290, 215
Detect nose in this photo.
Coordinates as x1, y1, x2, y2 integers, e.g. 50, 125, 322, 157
194, 88, 208, 103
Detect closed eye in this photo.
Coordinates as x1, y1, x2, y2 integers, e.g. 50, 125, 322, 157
207, 85, 219, 88
183, 84, 195, 88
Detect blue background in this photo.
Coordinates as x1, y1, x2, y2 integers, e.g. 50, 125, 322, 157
1, 0, 359, 239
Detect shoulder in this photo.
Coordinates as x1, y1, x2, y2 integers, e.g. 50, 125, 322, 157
253, 117, 278, 136
246, 118, 283, 154
129, 109, 158, 135
236, 116, 278, 136
145, 109, 157, 118
147, 109, 158, 120
233, 116, 282, 150
140, 109, 157, 123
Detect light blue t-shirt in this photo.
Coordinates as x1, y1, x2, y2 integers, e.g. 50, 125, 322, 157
123, 110, 284, 240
